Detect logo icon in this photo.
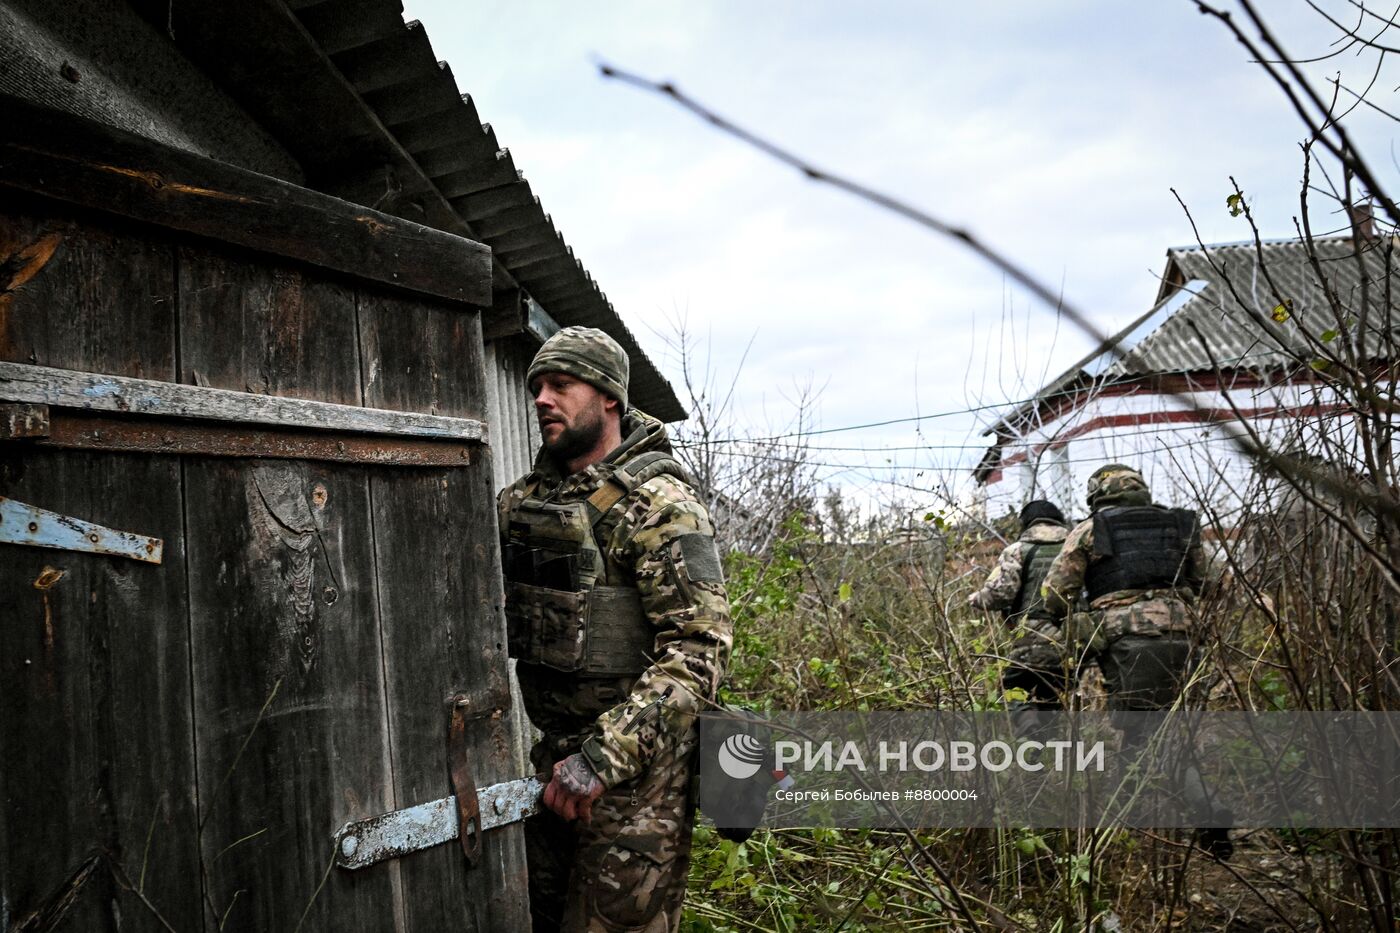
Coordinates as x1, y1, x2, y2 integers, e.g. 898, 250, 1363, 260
717, 733, 766, 780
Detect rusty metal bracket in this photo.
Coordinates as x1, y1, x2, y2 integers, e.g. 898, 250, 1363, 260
31, 411, 476, 467
449, 694, 487, 867
0, 403, 49, 439
0, 496, 163, 563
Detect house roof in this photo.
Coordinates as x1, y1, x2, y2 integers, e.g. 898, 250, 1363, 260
131, 0, 685, 422
1127, 235, 1396, 375
981, 234, 1396, 441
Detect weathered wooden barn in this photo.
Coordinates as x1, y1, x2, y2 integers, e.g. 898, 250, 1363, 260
0, 1, 683, 929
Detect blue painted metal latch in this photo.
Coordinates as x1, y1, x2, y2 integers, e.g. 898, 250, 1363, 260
0, 497, 163, 564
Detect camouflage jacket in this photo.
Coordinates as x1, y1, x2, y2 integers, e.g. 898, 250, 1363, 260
499, 410, 733, 789
967, 521, 1069, 618
1041, 508, 1205, 640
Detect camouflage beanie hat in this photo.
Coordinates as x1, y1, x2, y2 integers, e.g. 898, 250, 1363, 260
1086, 463, 1150, 508
527, 326, 629, 410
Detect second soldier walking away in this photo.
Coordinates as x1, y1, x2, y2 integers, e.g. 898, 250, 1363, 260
498, 326, 734, 931
968, 500, 1075, 738
1040, 463, 1233, 858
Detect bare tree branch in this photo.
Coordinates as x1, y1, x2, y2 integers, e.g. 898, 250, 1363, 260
597, 62, 1096, 339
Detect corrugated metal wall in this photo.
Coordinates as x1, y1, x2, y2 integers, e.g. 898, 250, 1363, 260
484, 339, 543, 775
485, 339, 542, 487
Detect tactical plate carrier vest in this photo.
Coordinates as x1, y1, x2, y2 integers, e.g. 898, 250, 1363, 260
1085, 505, 1198, 603
1010, 540, 1064, 622
502, 451, 690, 678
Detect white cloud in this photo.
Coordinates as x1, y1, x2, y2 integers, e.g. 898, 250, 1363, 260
404, 0, 1399, 505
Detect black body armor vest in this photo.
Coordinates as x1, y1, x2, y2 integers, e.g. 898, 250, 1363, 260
1010, 541, 1064, 621
1085, 505, 1198, 602
502, 451, 692, 677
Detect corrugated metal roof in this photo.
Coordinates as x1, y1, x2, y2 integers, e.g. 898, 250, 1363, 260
287, 0, 685, 421
982, 235, 1396, 439
1112, 236, 1396, 376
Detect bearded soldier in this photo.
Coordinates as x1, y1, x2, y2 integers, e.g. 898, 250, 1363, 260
1040, 463, 1232, 858
967, 500, 1075, 737
499, 326, 733, 931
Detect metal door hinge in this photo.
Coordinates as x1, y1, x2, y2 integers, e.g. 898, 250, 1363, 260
333, 693, 540, 871
0, 497, 163, 563
332, 774, 543, 871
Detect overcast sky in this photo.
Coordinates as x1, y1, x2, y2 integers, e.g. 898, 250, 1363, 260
401, 0, 1395, 510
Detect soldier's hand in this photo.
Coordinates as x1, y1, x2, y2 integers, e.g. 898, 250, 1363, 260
544, 752, 605, 823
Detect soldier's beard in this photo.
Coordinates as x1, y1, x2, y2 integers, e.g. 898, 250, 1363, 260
541, 405, 606, 463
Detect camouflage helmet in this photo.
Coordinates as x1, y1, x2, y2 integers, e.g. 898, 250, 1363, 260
1085, 463, 1150, 508
527, 326, 629, 410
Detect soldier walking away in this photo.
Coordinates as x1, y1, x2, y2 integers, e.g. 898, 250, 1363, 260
967, 500, 1076, 738
1040, 463, 1233, 859
499, 326, 734, 931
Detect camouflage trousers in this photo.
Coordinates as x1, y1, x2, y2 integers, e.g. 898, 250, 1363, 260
1097, 634, 1230, 824
1004, 617, 1079, 738
526, 720, 699, 932
1098, 633, 1195, 719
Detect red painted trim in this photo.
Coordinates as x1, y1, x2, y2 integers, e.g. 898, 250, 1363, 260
1098, 371, 1278, 397
996, 402, 1348, 468
1005, 369, 1315, 437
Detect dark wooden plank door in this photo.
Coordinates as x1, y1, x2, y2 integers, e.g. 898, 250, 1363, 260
2, 145, 523, 932
0, 202, 202, 933
177, 245, 400, 932
359, 290, 529, 931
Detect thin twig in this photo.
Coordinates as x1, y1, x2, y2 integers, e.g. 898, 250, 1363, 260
597, 63, 1096, 341
200, 677, 283, 831
596, 60, 1400, 528
108, 854, 180, 933
211, 827, 270, 865
291, 845, 339, 933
